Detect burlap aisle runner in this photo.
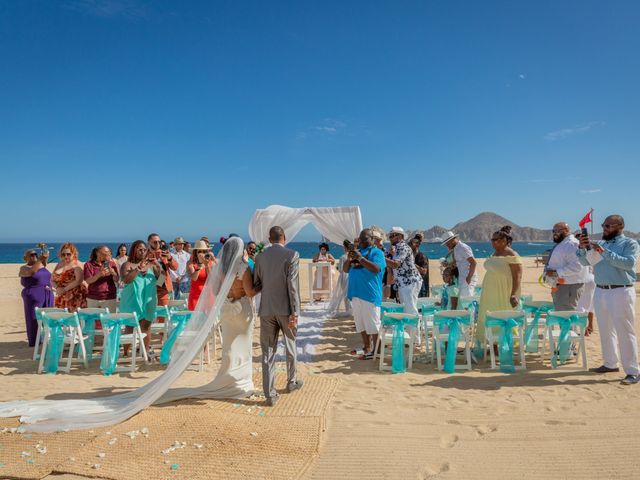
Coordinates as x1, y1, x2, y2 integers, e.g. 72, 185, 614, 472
0, 372, 338, 480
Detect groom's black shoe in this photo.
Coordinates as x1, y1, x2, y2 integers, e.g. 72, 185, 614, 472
590, 365, 620, 374
287, 379, 304, 393
266, 394, 279, 407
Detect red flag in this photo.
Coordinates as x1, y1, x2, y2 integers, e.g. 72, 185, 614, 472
579, 210, 593, 229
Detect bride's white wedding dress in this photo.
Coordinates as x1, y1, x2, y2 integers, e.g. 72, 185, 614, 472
0, 238, 251, 432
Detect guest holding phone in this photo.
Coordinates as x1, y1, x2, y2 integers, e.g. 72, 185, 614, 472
84, 245, 119, 312
187, 240, 215, 310
51, 242, 87, 312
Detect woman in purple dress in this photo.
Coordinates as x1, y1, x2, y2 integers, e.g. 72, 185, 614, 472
19, 248, 54, 347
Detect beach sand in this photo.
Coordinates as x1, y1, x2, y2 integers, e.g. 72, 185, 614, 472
1, 258, 640, 479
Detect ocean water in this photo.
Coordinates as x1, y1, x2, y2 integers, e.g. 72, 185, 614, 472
0, 241, 554, 264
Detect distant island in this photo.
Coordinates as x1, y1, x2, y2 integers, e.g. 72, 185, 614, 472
407, 212, 640, 243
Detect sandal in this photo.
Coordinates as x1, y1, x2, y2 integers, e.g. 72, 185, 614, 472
350, 348, 365, 356
360, 352, 374, 360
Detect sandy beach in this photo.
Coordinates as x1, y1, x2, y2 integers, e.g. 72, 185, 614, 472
1, 258, 640, 479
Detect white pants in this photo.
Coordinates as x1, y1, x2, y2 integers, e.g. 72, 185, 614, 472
458, 278, 477, 298
86, 298, 118, 313
578, 280, 596, 313
398, 281, 421, 316
352, 298, 381, 335
594, 287, 639, 375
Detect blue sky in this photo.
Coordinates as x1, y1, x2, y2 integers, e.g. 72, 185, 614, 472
1, 0, 639, 242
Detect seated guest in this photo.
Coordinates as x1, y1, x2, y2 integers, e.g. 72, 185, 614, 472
115, 243, 128, 268
187, 240, 216, 311
170, 237, 191, 300
410, 234, 430, 297
119, 240, 161, 352
344, 228, 386, 359
312, 242, 336, 301
51, 242, 87, 312
84, 245, 119, 312
19, 248, 53, 347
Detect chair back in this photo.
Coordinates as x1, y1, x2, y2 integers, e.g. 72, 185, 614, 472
383, 312, 419, 321
41, 311, 80, 324
77, 307, 110, 316
380, 302, 404, 315
417, 297, 437, 308
435, 309, 472, 321
459, 296, 480, 308
35, 307, 67, 320
523, 300, 554, 309
547, 310, 587, 320
430, 284, 445, 297
168, 299, 188, 309
485, 310, 526, 321
100, 312, 139, 326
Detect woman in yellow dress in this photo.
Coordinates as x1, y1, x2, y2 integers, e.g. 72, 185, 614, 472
475, 226, 523, 357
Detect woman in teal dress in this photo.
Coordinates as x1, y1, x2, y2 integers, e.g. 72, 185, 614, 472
119, 240, 162, 352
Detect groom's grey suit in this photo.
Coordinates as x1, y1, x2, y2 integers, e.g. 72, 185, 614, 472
253, 243, 301, 399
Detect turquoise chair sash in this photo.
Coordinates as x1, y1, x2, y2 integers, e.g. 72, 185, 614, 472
99, 314, 140, 375
547, 313, 587, 367
380, 304, 403, 316
434, 313, 472, 373
523, 304, 554, 353
77, 312, 104, 363
381, 315, 419, 373
160, 312, 193, 365
485, 314, 525, 373
42, 314, 79, 374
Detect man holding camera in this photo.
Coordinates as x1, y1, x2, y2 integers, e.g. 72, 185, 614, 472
344, 229, 386, 358
577, 215, 640, 384
546, 222, 588, 311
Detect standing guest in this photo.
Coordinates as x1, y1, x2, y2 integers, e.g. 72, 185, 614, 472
184, 241, 192, 254
115, 243, 128, 268
201, 236, 212, 248
384, 244, 397, 301
410, 234, 430, 297
147, 233, 178, 327
51, 243, 87, 312
170, 237, 191, 300
119, 240, 161, 352
476, 227, 522, 355
578, 215, 640, 384
187, 240, 215, 310
385, 227, 422, 315
19, 248, 53, 347
545, 222, 588, 311
344, 229, 387, 358
246, 241, 257, 273
441, 231, 478, 297
312, 242, 336, 301
84, 246, 119, 312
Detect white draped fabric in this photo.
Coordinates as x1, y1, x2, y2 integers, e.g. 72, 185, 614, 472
249, 205, 362, 312
0, 239, 245, 432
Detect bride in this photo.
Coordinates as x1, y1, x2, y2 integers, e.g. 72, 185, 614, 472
0, 237, 253, 432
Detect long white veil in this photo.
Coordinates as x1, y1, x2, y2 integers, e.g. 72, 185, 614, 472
0, 238, 245, 433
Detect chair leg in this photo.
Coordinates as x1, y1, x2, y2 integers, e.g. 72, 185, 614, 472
519, 329, 527, 370
138, 326, 149, 363
435, 333, 443, 371
38, 329, 49, 374
408, 330, 415, 370
77, 326, 88, 368
64, 328, 74, 374
33, 322, 42, 360
378, 330, 386, 371
548, 326, 555, 367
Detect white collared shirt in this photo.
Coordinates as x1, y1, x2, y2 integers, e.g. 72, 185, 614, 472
170, 250, 191, 280
547, 235, 589, 284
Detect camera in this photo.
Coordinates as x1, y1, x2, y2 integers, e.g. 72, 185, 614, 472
343, 239, 361, 268
204, 253, 213, 260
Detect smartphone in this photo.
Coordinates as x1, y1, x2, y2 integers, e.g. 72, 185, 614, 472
581, 227, 591, 250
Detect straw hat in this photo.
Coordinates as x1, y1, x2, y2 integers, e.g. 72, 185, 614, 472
440, 231, 459, 245
174, 236, 186, 244
191, 240, 211, 251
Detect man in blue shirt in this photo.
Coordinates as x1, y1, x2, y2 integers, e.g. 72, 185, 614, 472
345, 229, 386, 359
577, 214, 640, 384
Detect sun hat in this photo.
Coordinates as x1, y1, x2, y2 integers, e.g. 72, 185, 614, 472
440, 231, 459, 245
388, 226, 406, 237
191, 240, 211, 251
174, 236, 186, 244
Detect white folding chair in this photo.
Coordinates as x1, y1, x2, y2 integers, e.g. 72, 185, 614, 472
523, 300, 554, 357
33, 307, 67, 360
38, 311, 88, 374
433, 310, 473, 371
100, 312, 149, 373
485, 310, 527, 371
377, 313, 420, 372
165, 309, 211, 372
76, 307, 109, 361
546, 310, 588, 370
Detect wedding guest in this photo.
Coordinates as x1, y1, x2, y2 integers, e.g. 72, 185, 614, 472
147, 233, 178, 327
246, 241, 257, 273
119, 240, 161, 352
170, 237, 191, 300
185, 241, 192, 254
19, 248, 53, 347
438, 266, 459, 310
312, 242, 336, 301
410, 234, 430, 297
187, 240, 215, 310
115, 243, 128, 268
475, 226, 522, 355
578, 215, 640, 384
51, 242, 87, 312
545, 222, 588, 311
386, 227, 422, 315
441, 231, 478, 297
84, 246, 119, 312
384, 244, 397, 301
344, 228, 386, 358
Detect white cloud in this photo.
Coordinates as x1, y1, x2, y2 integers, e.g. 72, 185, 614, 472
544, 121, 605, 141
519, 74, 526, 79
580, 189, 602, 194
297, 118, 347, 139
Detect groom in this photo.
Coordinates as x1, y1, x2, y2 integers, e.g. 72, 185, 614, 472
253, 226, 303, 406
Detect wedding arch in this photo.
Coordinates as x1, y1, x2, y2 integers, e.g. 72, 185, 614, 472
248, 205, 363, 312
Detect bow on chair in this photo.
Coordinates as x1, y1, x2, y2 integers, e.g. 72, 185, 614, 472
78, 312, 102, 363
100, 315, 141, 375
434, 314, 472, 374
523, 304, 553, 353
381, 315, 419, 373
160, 312, 193, 365
485, 315, 525, 373
546, 313, 586, 368
42, 314, 79, 374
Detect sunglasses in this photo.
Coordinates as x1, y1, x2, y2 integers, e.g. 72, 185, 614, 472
61, 252, 72, 257
601, 223, 620, 229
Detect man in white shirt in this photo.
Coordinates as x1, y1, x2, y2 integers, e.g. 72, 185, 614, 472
170, 236, 191, 300
545, 222, 587, 311
442, 232, 477, 297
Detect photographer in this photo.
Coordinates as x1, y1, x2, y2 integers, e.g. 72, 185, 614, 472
187, 240, 216, 310
84, 245, 119, 312
344, 229, 386, 359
